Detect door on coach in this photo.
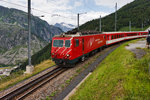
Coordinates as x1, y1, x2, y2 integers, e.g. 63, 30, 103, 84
74, 38, 82, 58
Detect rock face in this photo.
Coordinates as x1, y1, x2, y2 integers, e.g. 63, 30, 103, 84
0, 23, 47, 65
0, 6, 63, 42
0, 6, 63, 65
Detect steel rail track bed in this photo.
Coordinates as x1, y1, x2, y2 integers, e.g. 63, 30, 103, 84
0, 67, 67, 100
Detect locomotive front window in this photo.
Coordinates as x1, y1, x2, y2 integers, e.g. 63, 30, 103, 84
53, 40, 63, 47
65, 40, 71, 47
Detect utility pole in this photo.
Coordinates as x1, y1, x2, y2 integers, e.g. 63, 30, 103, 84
99, 15, 101, 32
115, 3, 117, 31
77, 12, 87, 31
77, 13, 79, 31
142, 22, 143, 31
129, 21, 131, 32
25, 0, 34, 74
28, 0, 31, 66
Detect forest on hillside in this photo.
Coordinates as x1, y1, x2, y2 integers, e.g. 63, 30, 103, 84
77, 0, 150, 31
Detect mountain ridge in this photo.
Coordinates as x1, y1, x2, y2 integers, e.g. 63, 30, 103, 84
54, 22, 76, 32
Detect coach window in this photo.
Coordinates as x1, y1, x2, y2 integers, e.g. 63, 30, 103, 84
112, 35, 113, 39
104, 35, 106, 39
65, 40, 71, 47
75, 39, 79, 47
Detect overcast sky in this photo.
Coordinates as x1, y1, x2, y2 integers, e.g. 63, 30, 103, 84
0, 0, 134, 26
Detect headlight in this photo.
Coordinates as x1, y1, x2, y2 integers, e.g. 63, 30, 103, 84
66, 54, 70, 57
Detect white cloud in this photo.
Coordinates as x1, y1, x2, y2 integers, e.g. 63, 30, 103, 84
94, 0, 134, 8
79, 11, 108, 25
74, 1, 83, 7
41, 11, 108, 26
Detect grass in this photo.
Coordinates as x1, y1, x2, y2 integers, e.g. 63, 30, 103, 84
69, 39, 150, 100
65, 77, 73, 84
0, 67, 11, 69
0, 59, 55, 91
50, 91, 58, 97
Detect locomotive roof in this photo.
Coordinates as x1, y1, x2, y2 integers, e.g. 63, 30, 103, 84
54, 31, 104, 37
103, 31, 147, 34
54, 31, 147, 38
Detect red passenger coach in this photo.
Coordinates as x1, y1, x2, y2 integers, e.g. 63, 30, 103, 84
104, 31, 148, 45
51, 32, 106, 66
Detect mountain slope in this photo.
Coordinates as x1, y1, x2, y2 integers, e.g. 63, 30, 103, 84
0, 6, 63, 66
76, 0, 150, 31
0, 6, 63, 41
20, 43, 52, 70
0, 23, 47, 65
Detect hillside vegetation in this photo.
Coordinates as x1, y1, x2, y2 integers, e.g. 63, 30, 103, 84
70, 39, 150, 100
19, 43, 52, 70
76, 0, 150, 31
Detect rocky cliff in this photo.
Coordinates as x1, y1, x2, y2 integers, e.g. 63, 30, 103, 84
0, 6, 63, 66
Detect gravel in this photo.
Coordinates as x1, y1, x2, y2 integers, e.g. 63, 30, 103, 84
0, 66, 56, 98
23, 45, 119, 100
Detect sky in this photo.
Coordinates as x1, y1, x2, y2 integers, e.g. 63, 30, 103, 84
0, 0, 134, 26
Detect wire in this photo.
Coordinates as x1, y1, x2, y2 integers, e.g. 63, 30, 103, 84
0, 0, 75, 20
0, 0, 27, 8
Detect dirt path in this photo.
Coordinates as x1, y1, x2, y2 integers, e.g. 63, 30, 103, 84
126, 40, 146, 59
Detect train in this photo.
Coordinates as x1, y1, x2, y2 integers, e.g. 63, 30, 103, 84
51, 31, 148, 66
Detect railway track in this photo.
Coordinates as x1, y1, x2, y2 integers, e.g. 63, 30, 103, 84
0, 42, 126, 100
0, 67, 67, 100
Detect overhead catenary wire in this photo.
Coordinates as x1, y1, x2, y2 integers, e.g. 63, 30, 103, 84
0, 0, 27, 8
0, 0, 75, 20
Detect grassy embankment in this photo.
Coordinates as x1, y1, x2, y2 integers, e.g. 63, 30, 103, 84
0, 60, 55, 91
0, 67, 11, 69
70, 39, 150, 100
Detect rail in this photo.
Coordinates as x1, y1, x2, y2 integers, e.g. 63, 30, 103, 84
0, 67, 67, 100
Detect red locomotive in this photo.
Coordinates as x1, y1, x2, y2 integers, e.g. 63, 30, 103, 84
51, 31, 148, 66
